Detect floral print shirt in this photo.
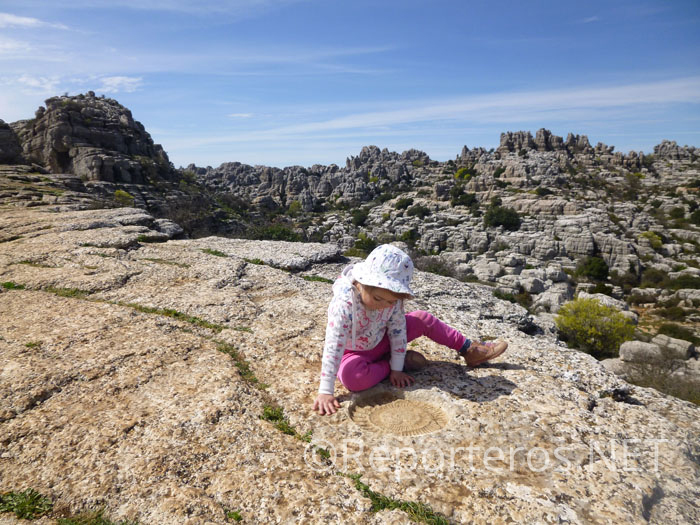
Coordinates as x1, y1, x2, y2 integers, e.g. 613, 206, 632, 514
318, 264, 407, 395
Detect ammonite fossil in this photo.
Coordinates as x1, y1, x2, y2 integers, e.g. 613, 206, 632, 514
349, 392, 448, 436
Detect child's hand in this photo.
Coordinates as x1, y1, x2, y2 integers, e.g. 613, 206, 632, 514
390, 370, 414, 388
313, 393, 340, 415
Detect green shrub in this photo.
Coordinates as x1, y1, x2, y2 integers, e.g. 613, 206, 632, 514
639, 231, 663, 250
657, 323, 700, 345
411, 159, 424, 167
449, 185, 478, 209
353, 232, 377, 254
667, 274, 700, 290
555, 298, 635, 359
493, 166, 506, 178
576, 256, 609, 281
656, 306, 686, 321
287, 200, 302, 217
454, 166, 477, 181
114, 189, 134, 207
399, 229, 419, 246
640, 267, 668, 288
351, 208, 369, 226
690, 209, 700, 225
394, 197, 414, 210
250, 224, 302, 242
406, 204, 431, 219
669, 207, 685, 220
535, 187, 553, 197
483, 206, 521, 231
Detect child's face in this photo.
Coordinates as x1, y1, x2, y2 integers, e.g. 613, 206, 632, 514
355, 284, 399, 310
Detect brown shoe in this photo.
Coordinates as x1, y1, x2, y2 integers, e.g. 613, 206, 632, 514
460, 341, 507, 367
404, 350, 428, 371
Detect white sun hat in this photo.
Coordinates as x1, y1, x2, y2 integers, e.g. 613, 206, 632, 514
351, 244, 415, 297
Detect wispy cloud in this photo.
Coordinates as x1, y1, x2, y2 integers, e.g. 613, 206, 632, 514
0, 12, 68, 29
96, 76, 143, 93
184, 77, 700, 145
581, 16, 599, 23
228, 113, 254, 118
9, 0, 310, 16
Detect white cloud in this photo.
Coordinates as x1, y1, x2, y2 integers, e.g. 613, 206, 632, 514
182, 76, 700, 145
228, 113, 253, 118
14, 74, 62, 92
581, 16, 599, 23
0, 12, 68, 29
8, 1, 310, 16
96, 76, 143, 93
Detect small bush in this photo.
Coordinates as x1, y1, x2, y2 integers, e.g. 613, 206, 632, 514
656, 306, 686, 321
640, 267, 668, 288
114, 189, 134, 207
394, 197, 414, 210
399, 229, 419, 246
657, 323, 700, 345
287, 200, 302, 217
690, 209, 700, 225
639, 231, 663, 250
667, 274, 700, 290
449, 185, 478, 209
576, 256, 609, 282
669, 207, 685, 219
406, 204, 431, 219
483, 206, 521, 231
411, 159, 424, 167
250, 224, 302, 242
535, 187, 553, 197
353, 232, 377, 254
351, 208, 369, 226
555, 298, 635, 359
454, 166, 477, 181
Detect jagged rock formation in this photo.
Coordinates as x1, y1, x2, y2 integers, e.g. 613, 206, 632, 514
9, 92, 173, 184
0, 120, 23, 164
1, 187, 699, 524
1, 95, 698, 340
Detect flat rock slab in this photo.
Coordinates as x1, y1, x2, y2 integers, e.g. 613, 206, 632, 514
1, 206, 699, 524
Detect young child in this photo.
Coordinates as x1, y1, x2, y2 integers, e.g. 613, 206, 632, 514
313, 244, 507, 415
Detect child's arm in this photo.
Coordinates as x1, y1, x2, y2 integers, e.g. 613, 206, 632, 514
318, 300, 350, 395
387, 300, 407, 372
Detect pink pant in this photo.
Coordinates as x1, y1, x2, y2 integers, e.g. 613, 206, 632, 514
337, 310, 466, 392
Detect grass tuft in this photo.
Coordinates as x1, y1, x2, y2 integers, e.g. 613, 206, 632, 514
142, 258, 190, 268
202, 248, 228, 257
302, 275, 334, 284
120, 303, 225, 332
244, 258, 265, 265
0, 488, 53, 520
25, 341, 42, 349
2, 281, 25, 290
342, 474, 450, 525
224, 509, 243, 522
45, 287, 92, 299
216, 342, 267, 389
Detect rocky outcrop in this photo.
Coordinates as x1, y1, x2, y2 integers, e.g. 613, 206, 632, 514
0, 120, 23, 164
10, 92, 174, 184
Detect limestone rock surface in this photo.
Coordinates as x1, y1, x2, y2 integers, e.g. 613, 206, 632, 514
1, 202, 699, 524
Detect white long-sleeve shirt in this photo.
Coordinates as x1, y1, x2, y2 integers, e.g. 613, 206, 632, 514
318, 264, 407, 395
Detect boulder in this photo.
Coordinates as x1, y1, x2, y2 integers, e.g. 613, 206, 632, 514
619, 341, 664, 363
651, 334, 695, 360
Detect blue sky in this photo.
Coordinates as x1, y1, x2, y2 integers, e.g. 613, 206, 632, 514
1, 0, 699, 168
